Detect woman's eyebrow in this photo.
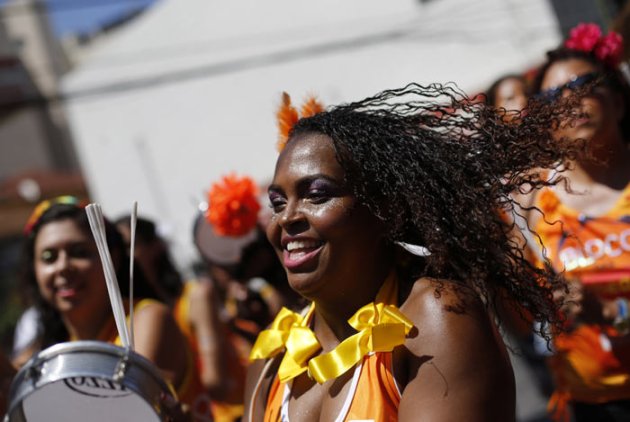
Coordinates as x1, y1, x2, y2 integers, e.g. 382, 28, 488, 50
268, 174, 340, 193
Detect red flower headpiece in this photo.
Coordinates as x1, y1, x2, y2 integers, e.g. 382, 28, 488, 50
276, 92, 324, 152
206, 174, 261, 237
564, 23, 623, 68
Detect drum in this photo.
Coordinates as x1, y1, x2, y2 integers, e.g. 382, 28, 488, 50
192, 210, 257, 266
4, 341, 177, 422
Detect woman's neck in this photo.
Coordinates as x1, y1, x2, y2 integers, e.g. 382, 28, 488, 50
311, 261, 393, 351
573, 136, 630, 189
62, 306, 113, 341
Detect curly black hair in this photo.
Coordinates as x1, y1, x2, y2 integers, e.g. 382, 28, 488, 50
20, 204, 157, 349
288, 82, 583, 337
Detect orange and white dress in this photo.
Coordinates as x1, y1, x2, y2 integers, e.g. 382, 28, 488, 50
258, 275, 408, 422
264, 351, 400, 422
535, 186, 630, 410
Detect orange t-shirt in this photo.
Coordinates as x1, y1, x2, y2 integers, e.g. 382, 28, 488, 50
534, 186, 630, 405
535, 186, 630, 298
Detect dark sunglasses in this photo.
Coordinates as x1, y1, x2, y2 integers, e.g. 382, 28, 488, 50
536, 71, 601, 102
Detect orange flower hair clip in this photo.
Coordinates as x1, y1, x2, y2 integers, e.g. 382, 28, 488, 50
276, 92, 324, 152
206, 174, 261, 237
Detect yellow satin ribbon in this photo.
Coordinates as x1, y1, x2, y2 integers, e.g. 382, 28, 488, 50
249, 275, 414, 384
308, 302, 413, 384
249, 305, 321, 382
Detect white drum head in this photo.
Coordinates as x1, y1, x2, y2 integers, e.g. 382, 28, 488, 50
6, 341, 175, 422
21, 378, 159, 422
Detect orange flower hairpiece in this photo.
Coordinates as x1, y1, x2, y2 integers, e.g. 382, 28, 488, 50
206, 174, 261, 237
276, 92, 325, 152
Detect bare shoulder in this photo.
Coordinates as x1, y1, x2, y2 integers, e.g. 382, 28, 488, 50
396, 278, 514, 422
133, 300, 172, 325
400, 277, 491, 339
131, 300, 188, 388
132, 300, 183, 346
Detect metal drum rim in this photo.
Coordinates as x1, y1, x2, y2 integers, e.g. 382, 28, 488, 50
6, 340, 176, 421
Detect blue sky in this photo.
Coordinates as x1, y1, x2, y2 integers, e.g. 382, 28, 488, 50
1, 0, 156, 37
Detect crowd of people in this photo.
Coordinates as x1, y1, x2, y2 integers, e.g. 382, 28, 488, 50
1, 21, 630, 422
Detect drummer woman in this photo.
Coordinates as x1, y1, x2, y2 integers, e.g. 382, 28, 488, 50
244, 85, 579, 421
15, 197, 205, 415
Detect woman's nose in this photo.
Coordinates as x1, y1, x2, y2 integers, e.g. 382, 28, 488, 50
54, 251, 72, 274
279, 200, 306, 230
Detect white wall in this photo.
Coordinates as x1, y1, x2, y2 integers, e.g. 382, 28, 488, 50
63, 0, 561, 269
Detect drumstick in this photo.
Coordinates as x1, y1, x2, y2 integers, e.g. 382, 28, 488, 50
128, 201, 137, 349
86, 204, 131, 348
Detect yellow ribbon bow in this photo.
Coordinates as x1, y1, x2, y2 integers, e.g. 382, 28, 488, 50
307, 302, 414, 384
249, 273, 414, 385
249, 305, 321, 382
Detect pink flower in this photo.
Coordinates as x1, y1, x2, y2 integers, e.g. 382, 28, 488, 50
564, 23, 602, 52
594, 32, 624, 67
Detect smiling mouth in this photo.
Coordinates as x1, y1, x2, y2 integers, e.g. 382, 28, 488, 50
56, 284, 80, 299
283, 240, 323, 270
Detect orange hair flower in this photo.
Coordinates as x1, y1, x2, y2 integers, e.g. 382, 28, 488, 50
276, 92, 299, 152
300, 95, 325, 118
276, 92, 325, 152
206, 174, 261, 237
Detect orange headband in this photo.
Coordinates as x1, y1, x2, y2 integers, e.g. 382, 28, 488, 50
276, 92, 324, 152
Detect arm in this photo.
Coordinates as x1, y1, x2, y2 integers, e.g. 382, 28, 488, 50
1, 349, 17, 416
132, 301, 189, 390
398, 279, 515, 422
187, 278, 237, 400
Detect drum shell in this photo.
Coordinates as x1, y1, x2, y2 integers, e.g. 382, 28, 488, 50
5, 341, 176, 422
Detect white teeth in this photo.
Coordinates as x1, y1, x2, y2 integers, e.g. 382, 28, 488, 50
286, 240, 320, 251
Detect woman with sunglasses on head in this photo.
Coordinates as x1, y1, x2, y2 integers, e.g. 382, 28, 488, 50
10, 197, 208, 419
526, 23, 630, 421
242, 86, 582, 422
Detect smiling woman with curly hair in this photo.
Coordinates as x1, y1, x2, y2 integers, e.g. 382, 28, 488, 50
244, 82, 580, 422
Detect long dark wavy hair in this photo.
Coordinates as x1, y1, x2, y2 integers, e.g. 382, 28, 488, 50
20, 204, 157, 349
287, 82, 583, 337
